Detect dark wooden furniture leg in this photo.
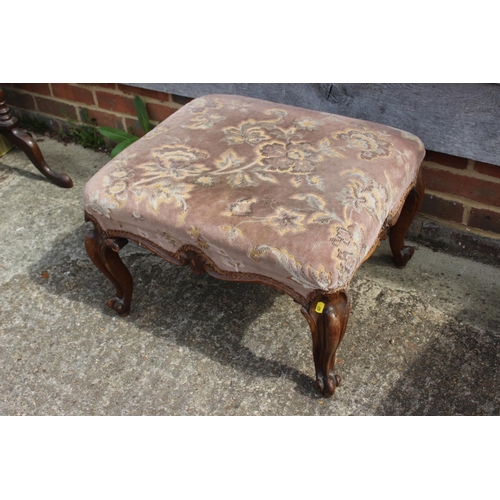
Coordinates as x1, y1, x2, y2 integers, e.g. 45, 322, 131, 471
83, 169, 421, 399
301, 291, 351, 398
0, 89, 73, 188
389, 172, 424, 268
85, 212, 353, 398
85, 220, 133, 316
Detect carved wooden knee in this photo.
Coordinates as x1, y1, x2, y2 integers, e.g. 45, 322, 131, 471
84, 219, 133, 316
301, 291, 351, 397
390, 172, 424, 268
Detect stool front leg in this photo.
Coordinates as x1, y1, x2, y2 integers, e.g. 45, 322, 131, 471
302, 291, 351, 398
390, 172, 424, 268
85, 222, 133, 316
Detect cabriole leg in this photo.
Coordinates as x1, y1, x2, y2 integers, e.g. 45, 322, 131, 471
0, 89, 73, 188
85, 222, 133, 316
301, 291, 351, 398
4, 127, 74, 188
390, 172, 424, 268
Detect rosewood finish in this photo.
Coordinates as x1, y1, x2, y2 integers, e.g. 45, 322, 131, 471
84, 170, 423, 398
0, 88, 73, 188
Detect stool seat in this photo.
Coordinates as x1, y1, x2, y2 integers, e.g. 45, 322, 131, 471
84, 94, 425, 301
83, 94, 425, 397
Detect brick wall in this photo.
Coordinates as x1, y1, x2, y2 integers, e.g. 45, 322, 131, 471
418, 152, 500, 242
1, 83, 191, 137
2, 82, 500, 251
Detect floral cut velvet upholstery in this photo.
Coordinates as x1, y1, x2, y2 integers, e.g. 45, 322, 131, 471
84, 94, 425, 301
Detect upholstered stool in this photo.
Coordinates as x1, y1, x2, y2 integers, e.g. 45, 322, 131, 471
83, 94, 425, 397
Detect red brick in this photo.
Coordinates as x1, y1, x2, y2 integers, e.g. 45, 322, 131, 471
124, 118, 145, 138
420, 193, 464, 223
145, 102, 177, 123
469, 207, 500, 234
424, 150, 468, 170
11, 83, 51, 96
96, 91, 136, 116
474, 161, 500, 179
84, 108, 124, 130
171, 93, 193, 105
35, 96, 78, 120
2, 88, 35, 110
52, 84, 95, 105
117, 84, 170, 102
422, 167, 500, 208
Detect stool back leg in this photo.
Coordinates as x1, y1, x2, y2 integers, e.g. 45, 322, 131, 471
85, 221, 133, 316
301, 291, 351, 398
389, 171, 425, 268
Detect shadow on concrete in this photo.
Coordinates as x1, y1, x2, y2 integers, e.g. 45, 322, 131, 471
29, 224, 318, 398
374, 320, 500, 415
0, 160, 49, 185
29, 226, 500, 412
342, 268, 500, 416
360, 242, 500, 334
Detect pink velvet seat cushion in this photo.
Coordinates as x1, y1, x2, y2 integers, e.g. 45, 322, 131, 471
84, 94, 425, 300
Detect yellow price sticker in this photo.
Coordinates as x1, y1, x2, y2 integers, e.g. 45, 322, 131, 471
315, 301, 325, 314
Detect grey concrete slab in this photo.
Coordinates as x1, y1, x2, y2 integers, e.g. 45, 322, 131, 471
1, 136, 499, 415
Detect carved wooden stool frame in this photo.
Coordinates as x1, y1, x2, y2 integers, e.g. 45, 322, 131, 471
85, 169, 424, 398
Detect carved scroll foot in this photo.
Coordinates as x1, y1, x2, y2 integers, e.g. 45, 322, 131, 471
85, 222, 133, 316
390, 172, 424, 268
0, 88, 73, 188
301, 291, 351, 398
2, 127, 74, 188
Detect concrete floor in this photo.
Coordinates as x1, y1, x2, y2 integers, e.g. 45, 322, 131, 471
1, 136, 499, 415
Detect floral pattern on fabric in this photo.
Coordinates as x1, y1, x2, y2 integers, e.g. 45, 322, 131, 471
250, 245, 336, 290
84, 94, 425, 297
186, 97, 226, 130
336, 129, 392, 160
